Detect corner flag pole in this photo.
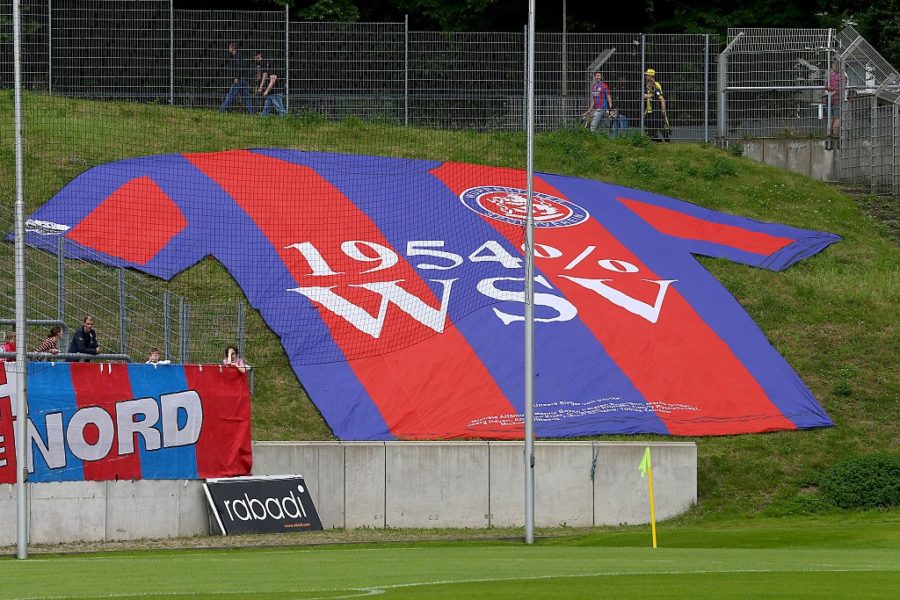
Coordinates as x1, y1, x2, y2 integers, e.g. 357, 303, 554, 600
12, 0, 30, 560
523, 0, 536, 546
638, 446, 657, 549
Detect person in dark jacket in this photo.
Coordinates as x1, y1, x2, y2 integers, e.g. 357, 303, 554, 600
68, 315, 100, 360
220, 41, 254, 114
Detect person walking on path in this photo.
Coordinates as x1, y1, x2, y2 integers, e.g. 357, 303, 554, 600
643, 68, 670, 142
220, 42, 254, 114
255, 50, 287, 117
582, 71, 614, 134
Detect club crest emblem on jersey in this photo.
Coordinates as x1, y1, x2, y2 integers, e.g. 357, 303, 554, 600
459, 186, 590, 227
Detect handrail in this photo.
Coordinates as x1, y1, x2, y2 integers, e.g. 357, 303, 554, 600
0, 319, 68, 341
0, 352, 133, 362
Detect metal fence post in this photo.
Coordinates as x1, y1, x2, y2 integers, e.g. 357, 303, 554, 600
561, 0, 567, 98
57, 235, 64, 323
717, 51, 727, 144
404, 14, 409, 126
704, 34, 710, 143
179, 298, 189, 363
118, 269, 127, 355
871, 95, 878, 194
47, 0, 52, 94
640, 34, 645, 135
523, 25, 527, 131
284, 4, 290, 112
178, 297, 185, 363
237, 300, 246, 358
894, 103, 899, 197
163, 290, 171, 361
168, 0, 174, 105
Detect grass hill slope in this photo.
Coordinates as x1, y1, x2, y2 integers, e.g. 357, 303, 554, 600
1, 92, 897, 519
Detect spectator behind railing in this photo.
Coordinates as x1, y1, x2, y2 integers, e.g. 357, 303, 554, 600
34, 325, 63, 356
67, 315, 100, 361
146, 347, 171, 365
0, 331, 16, 363
222, 344, 248, 374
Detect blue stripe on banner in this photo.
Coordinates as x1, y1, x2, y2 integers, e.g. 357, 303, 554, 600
26, 363, 84, 482
297, 157, 666, 437
545, 173, 831, 430
127, 364, 198, 479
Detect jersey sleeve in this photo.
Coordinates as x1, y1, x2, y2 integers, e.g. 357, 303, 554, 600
23, 154, 214, 280
611, 186, 841, 271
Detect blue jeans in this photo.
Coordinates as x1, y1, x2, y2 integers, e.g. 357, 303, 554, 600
220, 79, 253, 114
261, 93, 286, 116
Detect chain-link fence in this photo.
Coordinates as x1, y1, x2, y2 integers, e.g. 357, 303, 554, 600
1, 2, 722, 137
836, 26, 900, 196
1, 2, 898, 374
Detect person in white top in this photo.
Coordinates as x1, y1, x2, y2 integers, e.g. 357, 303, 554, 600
146, 347, 171, 365
222, 344, 248, 374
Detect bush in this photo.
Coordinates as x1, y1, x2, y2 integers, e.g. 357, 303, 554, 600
818, 454, 900, 510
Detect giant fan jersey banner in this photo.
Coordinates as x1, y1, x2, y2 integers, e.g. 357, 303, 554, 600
0, 363, 251, 483
21, 150, 840, 439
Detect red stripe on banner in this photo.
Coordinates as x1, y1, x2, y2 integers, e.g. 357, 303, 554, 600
185, 150, 520, 439
70, 363, 142, 481
430, 163, 795, 435
617, 197, 794, 256
0, 365, 17, 484
66, 176, 188, 265
184, 365, 252, 478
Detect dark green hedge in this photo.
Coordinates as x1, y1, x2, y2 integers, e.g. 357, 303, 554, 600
818, 453, 900, 510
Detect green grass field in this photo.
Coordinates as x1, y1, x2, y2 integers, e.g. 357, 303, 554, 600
1, 512, 898, 599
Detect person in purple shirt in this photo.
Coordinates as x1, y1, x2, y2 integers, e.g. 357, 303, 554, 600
582, 71, 614, 134
825, 60, 845, 137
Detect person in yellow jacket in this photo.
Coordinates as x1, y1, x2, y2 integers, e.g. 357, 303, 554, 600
643, 69, 670, 142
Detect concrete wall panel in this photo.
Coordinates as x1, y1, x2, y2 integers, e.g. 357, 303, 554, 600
534, 443, 594, 528
593, 442, 696, 526
486, 443, 523, 527
105, 480, 181, 541
763, 140, 786, 168
787, 141, 812, 176
0, 484, 18, 546
177, 480, 210, 537
385, 442, 489, 528
344, 443, 385, 529
252, 442, 345, 529
487, 442, 594, 528
30, 482, 107, 544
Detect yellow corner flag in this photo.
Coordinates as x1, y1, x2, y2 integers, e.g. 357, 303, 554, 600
638, 446, 658, 548
639, 446, 651, 478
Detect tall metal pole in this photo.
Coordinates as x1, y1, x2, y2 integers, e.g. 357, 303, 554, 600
47, 0, 52, 95
524, 0, 536, 546
640, 34, 646, 135
284, 4, 290, 112
561, 0, 566, 97
13, 0, 30, 560
404, 14, 409, 127
168, 0, 174, 105
704, 34, 710, 144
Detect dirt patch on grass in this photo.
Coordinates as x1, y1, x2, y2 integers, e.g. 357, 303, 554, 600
1, 527, 587, 556
840, 185, 900, 244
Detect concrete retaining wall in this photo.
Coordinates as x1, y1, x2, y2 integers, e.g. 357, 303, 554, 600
1, 441, 695, 544
740, 139, 836, 181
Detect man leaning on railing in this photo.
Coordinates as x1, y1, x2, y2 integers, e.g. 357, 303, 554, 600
67, 315, 100, 362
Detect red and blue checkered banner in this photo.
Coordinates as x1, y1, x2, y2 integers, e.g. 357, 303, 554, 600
20, 150, 840, 440
0, 363, 251, 483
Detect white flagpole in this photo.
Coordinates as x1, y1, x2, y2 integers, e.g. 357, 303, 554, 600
524, 0, 536, 545
12, 0, 30, 560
